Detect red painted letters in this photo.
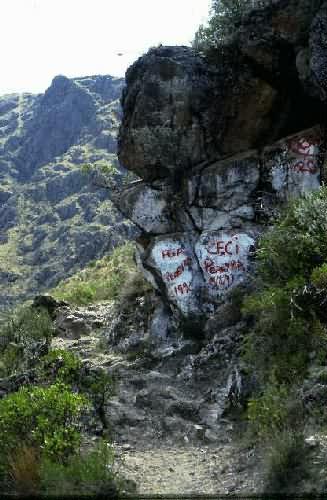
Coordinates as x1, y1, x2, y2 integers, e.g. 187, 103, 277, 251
206, 238, 239, 256
162, 247, 185, 259
208, 274, 234, 289
164, 257, 192, 282
174, 282, 192, 295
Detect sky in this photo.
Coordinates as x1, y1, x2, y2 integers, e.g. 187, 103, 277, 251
0, 0, 211, 96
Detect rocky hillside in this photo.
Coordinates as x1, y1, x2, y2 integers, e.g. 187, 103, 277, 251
0, 75, 134, 312
1, 0, 327, 496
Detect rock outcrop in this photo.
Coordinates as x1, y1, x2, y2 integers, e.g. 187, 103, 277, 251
118, 0, 326, 322
119, 46, 282, 181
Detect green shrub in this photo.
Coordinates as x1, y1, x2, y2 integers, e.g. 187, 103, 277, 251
243, 188, 327, 385
81, 369, 115, 401
40, 440, 119, 496
247, 382, 303, 440
0, 305, 53, 349
264, 430, 307, 493
193, 0, 270, 51
242, 187, 327, 484
247, 383, 290, 440
0, 306, 53, 376
311, 262, 327, 290
257, 187, 327, 286
243, 287, 313, 384
81, 369, 116, 431
0, 383, 89, 477
37, 349, 82, 386
7, 445, 41, 496
193, 0, 247, 50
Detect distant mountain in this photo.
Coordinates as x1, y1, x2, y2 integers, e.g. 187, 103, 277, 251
0, 74, 134, 312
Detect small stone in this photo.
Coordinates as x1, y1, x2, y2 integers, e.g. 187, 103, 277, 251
305, 436, 319, 449
121, 443, 132, 450
204, 429, 218, 442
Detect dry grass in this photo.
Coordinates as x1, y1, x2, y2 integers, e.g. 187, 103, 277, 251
8, 445, 40, 495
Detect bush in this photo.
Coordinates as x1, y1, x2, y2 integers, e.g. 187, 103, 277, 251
0, 305, 53, 349
311, 262, 327, 290
0, 383, 89, 480
256, 188, 327, 286
7, 440, 134, 497
193, 0, 269, 51
264, 430, 308, 493
242, 187, 327, 491
0, 306, 53, 376
247, 382, 304, 440
243, 188, 327, 385
247, 383, 290, 440
194, 0, 246, 50
243, 287, 314, 384
37, 349, 82, 386
40, 440, 119, 496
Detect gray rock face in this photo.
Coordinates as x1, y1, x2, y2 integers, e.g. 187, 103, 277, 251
120, 124, 321, 318
236, 0, 324, 103
119, 46, 281, 182
310, 1, 327, 98
17, 76, 95, 178
118, 20, 325, 319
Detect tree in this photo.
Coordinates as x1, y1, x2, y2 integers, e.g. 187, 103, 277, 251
193, 0, 268, 51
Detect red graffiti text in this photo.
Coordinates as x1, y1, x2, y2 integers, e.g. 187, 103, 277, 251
208, 274, 234, 289
290, 137, 319, 157
162, 247, 185, 259
164, 257, 192, 282
174, 282, 192, 295
203, 258, 245, 275
206, 239, 239, 256
291, 159, 317, 174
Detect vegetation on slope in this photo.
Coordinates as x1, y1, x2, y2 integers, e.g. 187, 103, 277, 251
52, 242, 150, 306
0, 303, 130, 496
243, 186, 327, 491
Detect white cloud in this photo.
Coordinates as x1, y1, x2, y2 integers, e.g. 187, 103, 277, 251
0, 0, 210, 95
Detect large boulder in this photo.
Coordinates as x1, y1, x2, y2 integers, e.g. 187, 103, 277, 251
118, 45, 281, 182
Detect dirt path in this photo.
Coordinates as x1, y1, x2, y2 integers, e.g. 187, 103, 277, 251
51, 306, 263, 494
115, 444, 260, 494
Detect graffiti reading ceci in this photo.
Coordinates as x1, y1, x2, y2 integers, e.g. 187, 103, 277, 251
196, 232, 254, 294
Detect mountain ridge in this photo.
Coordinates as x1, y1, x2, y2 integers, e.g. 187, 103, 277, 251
0, 73, 134, 312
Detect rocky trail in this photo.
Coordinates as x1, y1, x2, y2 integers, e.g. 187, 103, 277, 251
51, 301, 264, 494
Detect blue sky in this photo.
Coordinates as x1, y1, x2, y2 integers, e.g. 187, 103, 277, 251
0, 0, 211, 95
